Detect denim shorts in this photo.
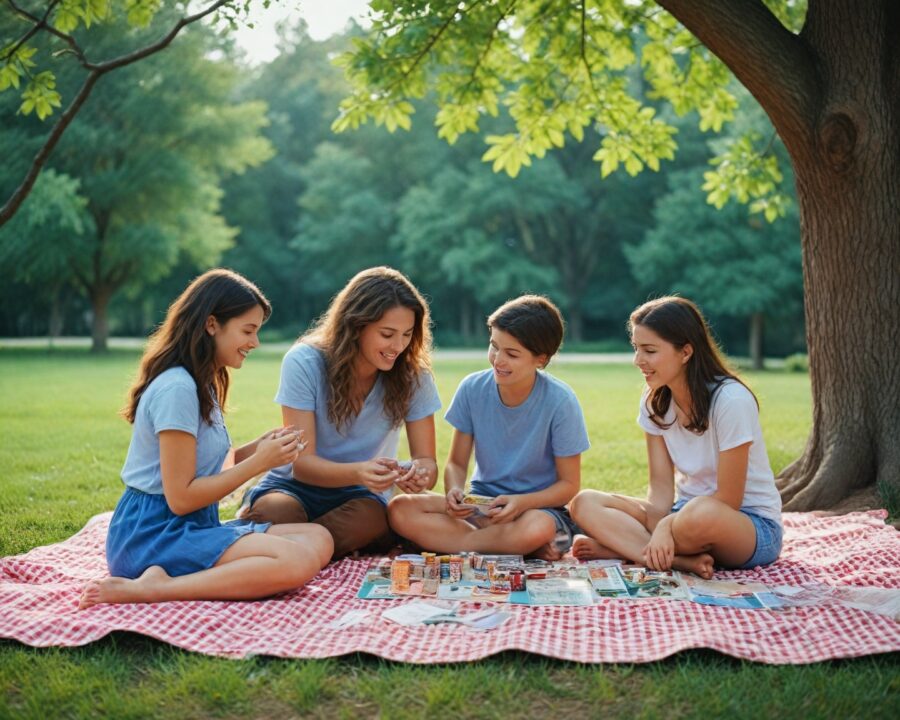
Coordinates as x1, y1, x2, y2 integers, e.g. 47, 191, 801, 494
244, 475, 386, 521
538, 507, 582, 552
671, 498, 783, 568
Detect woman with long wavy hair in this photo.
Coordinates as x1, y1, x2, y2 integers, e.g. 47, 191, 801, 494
239, 266, 441, 559
80, 269, 333, 609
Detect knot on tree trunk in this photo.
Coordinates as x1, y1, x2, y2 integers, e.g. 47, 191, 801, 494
819, 112, 857, 173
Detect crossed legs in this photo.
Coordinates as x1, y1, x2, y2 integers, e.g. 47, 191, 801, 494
387, 493, 557, 555
569, 490, 757, 579
242, 491, 393, 560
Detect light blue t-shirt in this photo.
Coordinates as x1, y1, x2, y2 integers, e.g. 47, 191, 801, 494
265, 343, 442, 488
445, 369, 590, 497
120, 367, 231, 494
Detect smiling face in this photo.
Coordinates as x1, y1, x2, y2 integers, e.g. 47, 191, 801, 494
631, 323, 692, 390
356, 305, 416, 375
208, 304, 265, 370
488, 327, 547, 390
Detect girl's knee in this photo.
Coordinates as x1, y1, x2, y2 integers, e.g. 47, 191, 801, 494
309, 525, 334, 565
387, 493, 430, 532
387, 493, 414, 522
672, 496, 726, 545
569, 489, 609, 522
246, 492, 307, 525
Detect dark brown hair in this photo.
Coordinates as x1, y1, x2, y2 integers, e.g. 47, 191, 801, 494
629, 296, 756, 433
302, 266, 433, 430
124, 269, 271, 424
487, 295, 565, 366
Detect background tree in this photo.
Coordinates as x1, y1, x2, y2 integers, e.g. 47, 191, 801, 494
219, 21, 351, 326
0, 169, 89, 338
1, 17, 273, 351
627, 165, 802, 369
335, 0, 899, 511
0, 0, 249, 226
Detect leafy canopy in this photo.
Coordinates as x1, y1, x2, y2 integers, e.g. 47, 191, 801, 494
0, 0, 257, 119
334, 0, 804, 219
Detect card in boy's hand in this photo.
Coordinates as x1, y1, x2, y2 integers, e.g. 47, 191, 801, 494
462, 493, 498, 517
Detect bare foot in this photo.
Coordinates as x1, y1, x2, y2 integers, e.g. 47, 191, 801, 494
79, 566, 171, 609
530, 542, 563, 562
571, 535, 621, 561
672, 552, 715, 579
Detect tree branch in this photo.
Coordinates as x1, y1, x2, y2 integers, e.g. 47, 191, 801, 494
0, 0, 235, 227
655, 0, 819, 150
93, 0, 233, 72
3, 0, 62, 63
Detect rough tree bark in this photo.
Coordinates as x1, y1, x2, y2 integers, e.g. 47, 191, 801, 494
659, 0, 900, 509
89, 286, 111, 354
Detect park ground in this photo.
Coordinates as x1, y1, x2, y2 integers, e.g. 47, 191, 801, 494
0, 349, 897, 719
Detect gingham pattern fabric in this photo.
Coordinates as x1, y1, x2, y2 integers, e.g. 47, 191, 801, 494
1, 511, 898, 663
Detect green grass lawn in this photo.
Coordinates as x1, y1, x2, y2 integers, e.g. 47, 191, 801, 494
0, 349, 896, 719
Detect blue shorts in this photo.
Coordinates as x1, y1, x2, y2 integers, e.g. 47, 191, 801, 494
671, 498, 782, 568
538, 507, 581, 552
244, 475, 386, 521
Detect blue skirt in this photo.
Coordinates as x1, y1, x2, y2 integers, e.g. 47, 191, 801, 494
106, 487, 271, 579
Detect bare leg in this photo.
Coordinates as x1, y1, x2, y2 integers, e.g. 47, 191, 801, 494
670, 496, 757, 568
569, 490, 655, 560
243, 492, 392, 560
240, 491, 309, 524
79, 526, 333, 609
389, 494, 557, 555
312, 497, 393, 559
570, 490, 715, 577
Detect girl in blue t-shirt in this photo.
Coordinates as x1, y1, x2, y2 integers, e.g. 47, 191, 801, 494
239, 267, 441, 559
570, 296, 782, 579
80, 270, 333, 609
389, 295, 590, 558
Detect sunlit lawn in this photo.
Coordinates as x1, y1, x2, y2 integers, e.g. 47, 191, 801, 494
1, 349, 896, 719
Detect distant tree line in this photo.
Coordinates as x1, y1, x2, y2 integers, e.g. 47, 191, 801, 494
0, 19, 804, 363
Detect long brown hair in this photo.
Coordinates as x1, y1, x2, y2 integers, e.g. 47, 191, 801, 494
302, 266, 433, 430
629, 296, 756, 433
124, 269, 271, 424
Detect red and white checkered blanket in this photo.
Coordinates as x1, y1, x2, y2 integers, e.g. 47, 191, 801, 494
1, 511, 898, 663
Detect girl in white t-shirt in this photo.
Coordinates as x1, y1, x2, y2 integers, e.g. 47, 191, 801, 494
570, 296, 782, 579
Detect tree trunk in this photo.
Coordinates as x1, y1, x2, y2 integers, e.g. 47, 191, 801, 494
775, 2, 900, 510
664, 0, 900, 510
749, 312, 764, 370
568, 306, 584, 344
90, 287, 112, 353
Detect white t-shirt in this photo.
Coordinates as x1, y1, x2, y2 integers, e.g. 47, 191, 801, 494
637, 380, 782, 523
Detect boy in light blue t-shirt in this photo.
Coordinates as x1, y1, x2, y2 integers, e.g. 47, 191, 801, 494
388, 295, 590, 558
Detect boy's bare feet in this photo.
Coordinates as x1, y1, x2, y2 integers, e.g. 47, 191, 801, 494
79, 566, 170, 609
672, 552, 715, 579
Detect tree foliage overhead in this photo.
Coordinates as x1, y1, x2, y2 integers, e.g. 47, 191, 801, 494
0, 0, 253, 225
334, 0, 802, 219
